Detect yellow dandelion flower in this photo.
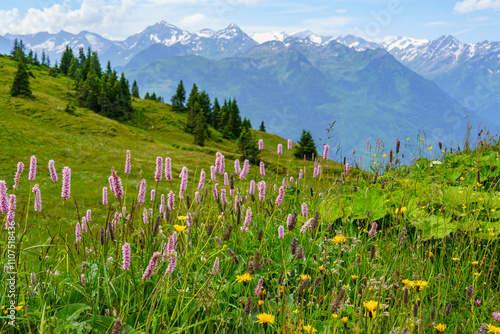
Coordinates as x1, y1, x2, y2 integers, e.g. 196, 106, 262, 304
474, 272, 480, 276
15, 306, 22, 311
174, 224, 187, 232
487, 324, 500, 334
460, 177, 465, 181
427, 147, 432, 150
429, 252, 434, 258
332, 314, 339, 319
471, 261, 479, 266
374, 162, 377, 165
177, 216, 188, 221
452, 258, 459, 262
383, 154, 387, 157
351, 275, 357, 280
342, 316, 348, 324
434, 323, 447, 333
363, 300, 378, 318
3, 311, 7, 314
458, 191, 463, 194
256, 313, 275, 324
402, 279, 415, 289
303, 325, 317, 333
293, 309, 299, 314
395, 207, 407, 214
258, 300, 264, 306
374, 154, 377, 157
300, 274, 311, 281
318, 266, 324, 271
414, 280, 429, 290
0, 306, 4, 309
236, 273, 253, 283
490, 232, 495, 237
419, 138, 424, 142
332, 235, 347, 245
343, 284, 350, 289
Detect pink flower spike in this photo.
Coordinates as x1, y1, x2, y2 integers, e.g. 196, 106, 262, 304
75, 222, 82, 243
492, 312, 500, 322
258, 180, 266, 202
111, 170, 123, 200
198, 170, 206, 191
323, 144, 329, 160
168, 191, 175, 211
86, 209, 91, 222
277, 144, 283, 155
278, 225, 284, 239
154, 157, 163, 182
275, 186, 284, 206
13, 162, 24, 190
6, 194, 16, 224
61, 167, 71, 200
137, 179, 146, 205
260, 162, 265, 178
368, 222, 378, 237
224, 172, 229, 186
165, 157, 172, 181
210, 165, 216, 181
255, 278, 263, 296
249, 180, 255, 196
142, 252, 161, 281
122, 243, 131, 271
258, 139, 263, 150
81, 217, 87, 233
288, 139, 292, 151
124, 150, 131, 175
28, 156, 37, 182
301, 203, 308, 218
48, 160, 58, 182
234, 159, 241, 174
211, 257, 220, 275
102, 187, 108, 205
0, 181, 8, 214
221, 189, 227, 205
151, 189, 156, 201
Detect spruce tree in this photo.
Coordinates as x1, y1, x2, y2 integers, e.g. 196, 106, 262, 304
259, 121, 266, 132
237, 127, 259, 164
60, 46, 74, 75
10, 55, 32, 98
293, 130, 318, 160
172, 80, 186, 110
211, 97, 220, 127
194, 110, 208, 146
131, 80, 140, 98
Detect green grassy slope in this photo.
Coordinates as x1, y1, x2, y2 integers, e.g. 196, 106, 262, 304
0, 54, 342, 236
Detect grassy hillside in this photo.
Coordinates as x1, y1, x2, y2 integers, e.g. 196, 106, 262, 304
0, 54, 341, 237
1, 54, 500, 333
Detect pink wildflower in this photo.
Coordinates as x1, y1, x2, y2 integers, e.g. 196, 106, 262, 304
260, 162, 265, 178
275, 186, 284, 206
102, 187, 108, 205
258, 139, 263, 150
124, 150, 131, 175
75, 222, 82, 243
61, 167, 71, 200
13, 162, 24, 190
122, 243, 131, 271
301, 203, 308, 218
28, 156, 37, 182
249, 180, 256, 196
258, 180, 266, 202
212, 257, 220, 275
288, 139, 292, 150
142, 252, 161, 281
277, 144, 283, 155
165, 157, 172, 181
210, 165, 216, 181
154, 157, 163, 182
323, 144, 329, 160
0, 181, 8, 214
368, 222, 378, 237
48, 160, 58, 182
198, 170, 206, 191
168, 191, 175, 211
278, 225, 285, 239
137, 179, 146, 204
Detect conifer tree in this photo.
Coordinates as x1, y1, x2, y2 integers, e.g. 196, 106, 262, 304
211, 97, 220, 127
237, 127, 259, 164
293, 130, 318, 160
10, 54, 32, 98
131, 80, 140, 98
259, 121, 266, 132
194, 110, 208, 146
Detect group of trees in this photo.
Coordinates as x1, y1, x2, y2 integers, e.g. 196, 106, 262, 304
171, 80, 250, 146
8, 39, 319, 162
59, 46, 133, 120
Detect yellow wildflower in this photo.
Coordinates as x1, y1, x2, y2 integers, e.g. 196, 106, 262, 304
332, 314, 338, 319
363, 300, 378, 318
487, 324, 500, 334
303, 325, 317, 333
342, 316, 348, 324
300, 274, 311, 281
256, 313, 275, 324
414, 281, 429, 291
332, 235, 347, 245
173, 225, 187, 232
236, 273, 253, 283
258, 300, 264, 306
318, 266, 324, 271
177, 216, 188, 220
395, 207, 407, 214
434, 323, 447, 333
452, 258, 459, 262
471, 261, 479, 266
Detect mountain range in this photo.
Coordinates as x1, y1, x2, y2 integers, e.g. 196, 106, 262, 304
1, 22, 498, 157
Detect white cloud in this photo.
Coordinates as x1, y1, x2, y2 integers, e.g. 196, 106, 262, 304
336, 9, 347, 13
180, 13, 205, 27
302, 16, 356, 34
423, 21, 448, 26
0, 0, 139, 38
454, 0, 500, 13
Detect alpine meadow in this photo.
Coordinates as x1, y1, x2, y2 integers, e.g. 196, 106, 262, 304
1, 1, 500, 334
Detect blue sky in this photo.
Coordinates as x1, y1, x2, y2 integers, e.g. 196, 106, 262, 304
0, 0, 499, 43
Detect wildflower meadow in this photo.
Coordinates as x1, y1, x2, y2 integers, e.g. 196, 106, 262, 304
1, 133, 500, 334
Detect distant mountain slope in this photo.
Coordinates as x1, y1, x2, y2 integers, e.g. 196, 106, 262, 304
125, 40, 478, 157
